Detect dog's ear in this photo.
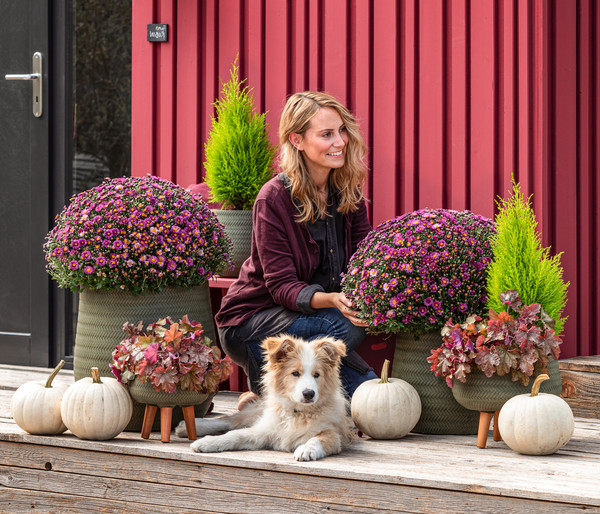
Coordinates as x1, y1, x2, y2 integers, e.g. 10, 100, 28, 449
313, 337, 347, 363
263, 336, 296, 362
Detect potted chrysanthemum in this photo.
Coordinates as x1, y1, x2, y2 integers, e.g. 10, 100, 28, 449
342, 208, 495, 434
44, 175, 232, 429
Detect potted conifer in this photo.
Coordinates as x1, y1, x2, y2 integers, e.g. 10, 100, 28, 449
483, 179, 569, 395
204, 58, 276, 276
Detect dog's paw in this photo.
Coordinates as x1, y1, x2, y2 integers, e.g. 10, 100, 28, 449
293, 439, 326, 461
175, 420, 188, 438
190, 435, 225, 453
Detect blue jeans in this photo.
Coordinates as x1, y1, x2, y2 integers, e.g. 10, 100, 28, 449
248, 308, 377, 398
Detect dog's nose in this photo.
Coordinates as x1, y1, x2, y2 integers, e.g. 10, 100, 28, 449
302, 389, 315, 401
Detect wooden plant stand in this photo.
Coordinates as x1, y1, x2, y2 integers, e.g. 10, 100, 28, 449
140, 404, 197, 443
477, 411, 502, 448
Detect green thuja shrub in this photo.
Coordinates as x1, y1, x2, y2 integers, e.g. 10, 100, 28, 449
486, 181, 569, 335
204, 59, 276, 210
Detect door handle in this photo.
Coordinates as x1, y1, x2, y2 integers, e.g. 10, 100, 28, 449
4, 52, 43, 117
5, 73, 41, 80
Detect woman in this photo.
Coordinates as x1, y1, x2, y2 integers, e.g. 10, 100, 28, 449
215, 91, 377, 408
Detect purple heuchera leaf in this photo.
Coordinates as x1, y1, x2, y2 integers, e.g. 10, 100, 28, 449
499, 290, 522, 311
518, 303, 541, 324
144, 343, 159, 364
428, 290, 563, 387
151, 365, 179, 393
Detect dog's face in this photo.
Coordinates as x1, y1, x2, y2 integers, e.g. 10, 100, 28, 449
262, 335, 346, 407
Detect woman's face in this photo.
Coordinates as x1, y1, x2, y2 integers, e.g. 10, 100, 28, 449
292, 107, 349, 179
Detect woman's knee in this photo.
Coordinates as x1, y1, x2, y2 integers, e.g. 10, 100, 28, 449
316, 308, 367, 351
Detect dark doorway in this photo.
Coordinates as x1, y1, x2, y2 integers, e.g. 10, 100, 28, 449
0, 1, 51, 366
0, 0, 131, 367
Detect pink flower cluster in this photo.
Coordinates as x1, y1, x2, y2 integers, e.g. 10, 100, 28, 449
342, 208, 495, 335
44, 175, 231, 294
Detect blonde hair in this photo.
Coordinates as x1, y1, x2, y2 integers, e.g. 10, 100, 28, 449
278, 91, 368, 223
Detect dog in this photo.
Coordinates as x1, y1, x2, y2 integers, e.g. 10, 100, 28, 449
175, 334, 354, 461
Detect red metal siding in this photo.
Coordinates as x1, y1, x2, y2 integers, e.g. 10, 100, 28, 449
132, 0, 600, 359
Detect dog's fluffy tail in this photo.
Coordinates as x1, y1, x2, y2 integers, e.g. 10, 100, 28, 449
175, 400, 263, 438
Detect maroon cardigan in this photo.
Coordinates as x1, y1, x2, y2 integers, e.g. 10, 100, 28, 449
215, 174, 371, 328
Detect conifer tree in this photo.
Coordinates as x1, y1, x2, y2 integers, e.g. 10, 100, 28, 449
486, 181, 569, 335
204, 58, 276, 210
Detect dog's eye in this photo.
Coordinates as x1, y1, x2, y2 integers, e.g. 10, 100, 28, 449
292, 371, 300, 377
313, 372, 320, 379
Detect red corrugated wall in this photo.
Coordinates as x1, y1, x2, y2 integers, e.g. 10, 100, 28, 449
132, 0, 600, 359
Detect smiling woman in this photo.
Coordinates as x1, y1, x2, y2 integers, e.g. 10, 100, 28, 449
214, 91, 378, 407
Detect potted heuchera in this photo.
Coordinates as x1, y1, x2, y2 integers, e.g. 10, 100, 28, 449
111, 316, 233, 406
428, 290, 562, 395
427, 290, 563, 449
342, 208, 496, 435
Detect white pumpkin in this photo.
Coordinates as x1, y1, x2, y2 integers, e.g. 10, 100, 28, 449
61, 367, 133, 440
10, 360, 69, 435
498, 374, 574, 455
351, 359, 421, 439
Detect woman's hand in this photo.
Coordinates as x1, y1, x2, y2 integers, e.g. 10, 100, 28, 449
310, 292, 368, 327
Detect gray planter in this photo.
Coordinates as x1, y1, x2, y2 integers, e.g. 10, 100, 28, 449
213, 209, 253, 277
452, 358, 562, 413
391, 331, 479, 434
74, 285, 216, 430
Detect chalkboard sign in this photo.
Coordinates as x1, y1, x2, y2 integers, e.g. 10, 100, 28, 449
147, 24, 168, 42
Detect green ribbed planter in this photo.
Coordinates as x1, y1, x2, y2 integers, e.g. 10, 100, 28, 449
451, 358, 562, 413
74, 285, 216, 431
213, 209, 252, 277
129, 381, 215, 412
391, 332, 479, 435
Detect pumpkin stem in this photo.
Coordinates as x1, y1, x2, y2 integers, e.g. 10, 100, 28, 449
530, 373, 549, 396
45, 360, 66, 388
91, 367, 103, 384
379, 359, 391, 384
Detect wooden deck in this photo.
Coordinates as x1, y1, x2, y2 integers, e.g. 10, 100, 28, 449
1, 364, 600, 513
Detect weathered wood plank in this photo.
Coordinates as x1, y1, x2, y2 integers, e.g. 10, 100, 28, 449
0, 488, 204, 514
0, 364, 74, 391
560, 369, 600, 418
0, 444, 593, 513
0, 463, 389, 513
1, 421, 600, 508
559, 355, 600, 373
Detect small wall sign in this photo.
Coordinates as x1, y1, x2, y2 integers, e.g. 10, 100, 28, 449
147, 24, 168, 42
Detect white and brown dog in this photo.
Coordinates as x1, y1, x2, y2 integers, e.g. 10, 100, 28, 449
176, 335, 354, 461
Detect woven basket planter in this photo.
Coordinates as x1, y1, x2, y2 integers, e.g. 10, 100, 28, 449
391, 331, 479, 434
213, 209, 252, 277
74, 285, 216, 431
451, 358, 562, 413
129, 381, 215, 412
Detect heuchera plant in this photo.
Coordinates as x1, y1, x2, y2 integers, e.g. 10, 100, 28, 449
342, 208, 495, 335
427, 291, 562, 387
44, 175, 232, 294
110, 316, 233, 394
